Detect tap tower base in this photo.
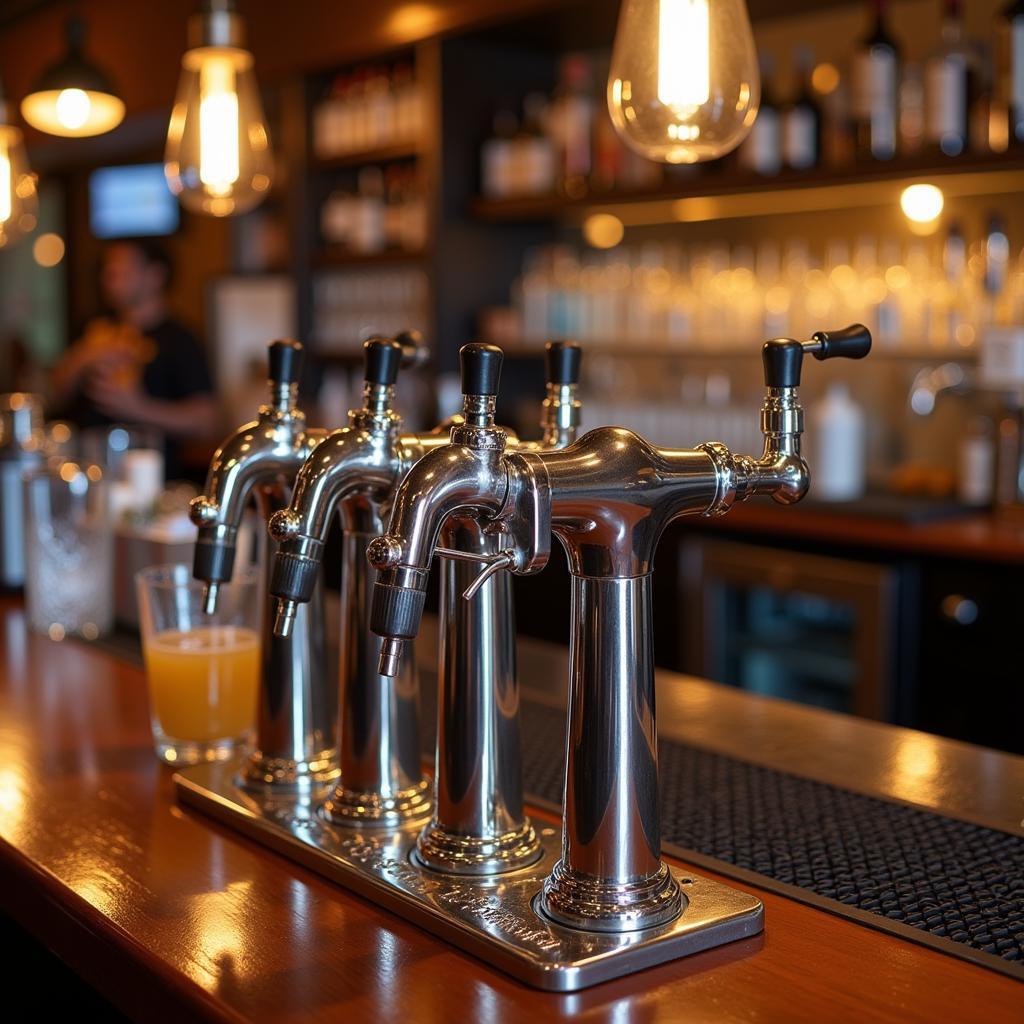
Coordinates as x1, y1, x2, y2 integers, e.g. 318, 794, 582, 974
174, 761, 764, 992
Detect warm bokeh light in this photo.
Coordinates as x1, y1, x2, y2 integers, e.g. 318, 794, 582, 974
811, 62, 840, 96
582, 213, 625, 249
32, 232, 65, 268
21, 88, 125, 138
900, 184, 944, 231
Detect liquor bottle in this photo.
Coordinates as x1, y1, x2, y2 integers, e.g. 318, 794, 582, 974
513, 93, 556, 197
997, 1, 1024, 146
784, 47, 821, 170
740, 53, 782, 175
851, 0, 900, 160
480, 101, 518, 199
547, 54, 595, 199
925, 0, 988, 156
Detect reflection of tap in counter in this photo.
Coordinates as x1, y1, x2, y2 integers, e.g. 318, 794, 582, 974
369, 325, 871, 933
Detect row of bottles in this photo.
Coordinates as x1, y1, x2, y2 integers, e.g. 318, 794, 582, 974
320, 164, 427, 255
743, 0, 1024, 175
481, 53, 663, 200
477, 2, 1024, 192
313, 61, 423, 159
312, 268, 429, 352
497, 224, 1023, 354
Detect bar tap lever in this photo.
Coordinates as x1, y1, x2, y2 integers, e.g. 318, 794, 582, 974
434, 546, 517, 600
761, 323, 871, 388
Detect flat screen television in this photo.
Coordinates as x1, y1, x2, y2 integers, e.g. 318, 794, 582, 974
89, 163, 180, 239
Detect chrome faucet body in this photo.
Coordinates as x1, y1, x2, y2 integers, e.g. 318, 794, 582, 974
269, 338, 441, 826
370, 328, 871, 932
189, 339, 336, 791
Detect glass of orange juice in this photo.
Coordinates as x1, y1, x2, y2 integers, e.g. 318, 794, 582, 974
135, 563, 261, 766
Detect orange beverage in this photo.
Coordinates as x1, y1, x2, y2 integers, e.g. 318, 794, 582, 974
143, 625, 259, 742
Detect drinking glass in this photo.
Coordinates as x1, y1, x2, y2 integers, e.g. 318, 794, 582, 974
136, 563, 261, 766
23, 461, 114, 641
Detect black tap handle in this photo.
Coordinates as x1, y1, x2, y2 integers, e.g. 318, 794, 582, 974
363, 336, 404, 386
809, 323, 872, 363
545, 340, 581, 386
762, 324, 872, 388
395, 329, 430, 369
460, 343, 503, 396
268, 339, 304, 386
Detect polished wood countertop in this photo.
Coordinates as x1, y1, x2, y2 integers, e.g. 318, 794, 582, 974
1, 595, 1021, 1022
683, 501, 1024, 565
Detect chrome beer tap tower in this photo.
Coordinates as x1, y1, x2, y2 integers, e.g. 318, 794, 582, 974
175, 325, 870, 991
188, 339, 337, 790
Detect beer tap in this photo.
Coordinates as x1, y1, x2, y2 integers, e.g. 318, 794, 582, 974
420, 340, 582, 874
368, 326, 871, 932
267, 336, 439, 826
189, 339, 336, 790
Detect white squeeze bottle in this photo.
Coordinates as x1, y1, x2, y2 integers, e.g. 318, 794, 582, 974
811, 382, 866, 501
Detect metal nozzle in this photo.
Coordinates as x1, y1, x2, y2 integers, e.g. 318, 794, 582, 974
202, 582, 219, 615
274, 599, 297, 638
378, 637, 404, 678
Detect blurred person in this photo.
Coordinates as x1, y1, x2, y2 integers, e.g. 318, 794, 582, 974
50, 238, 218, 478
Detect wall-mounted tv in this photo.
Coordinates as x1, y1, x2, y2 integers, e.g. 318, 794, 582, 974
89, 163, 180, 239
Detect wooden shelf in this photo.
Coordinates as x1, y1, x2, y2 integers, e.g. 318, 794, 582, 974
470, 151, 1024, 225
313, 246, 427, 269
310, 142, 421, 170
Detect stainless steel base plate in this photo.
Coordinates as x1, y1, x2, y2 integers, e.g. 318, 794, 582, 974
174, 762, 765, 992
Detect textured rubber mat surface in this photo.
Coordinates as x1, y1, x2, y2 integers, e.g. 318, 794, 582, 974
421, 693, 1024, 977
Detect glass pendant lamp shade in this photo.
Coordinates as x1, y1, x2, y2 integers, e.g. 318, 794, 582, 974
20, 16, 125, 138
164, 1, 273, 217
607, 0, 760, 164
0, 91, 38, 249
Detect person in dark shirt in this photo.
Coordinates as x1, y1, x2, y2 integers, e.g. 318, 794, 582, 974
50, 238, 218, 478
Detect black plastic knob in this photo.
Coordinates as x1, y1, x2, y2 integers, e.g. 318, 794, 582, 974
395, 329, 429, 369
809, 323, 872, 363
268, 339, 304, 386
460, 343, 503, 397
363, 336, 404, 386
545, 340, 581, 386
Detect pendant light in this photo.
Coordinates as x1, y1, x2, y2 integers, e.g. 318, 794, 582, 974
21, 15, 125, 138
607, 0, 760, 164
0, 75, 38, 249
164, 0, 273, 218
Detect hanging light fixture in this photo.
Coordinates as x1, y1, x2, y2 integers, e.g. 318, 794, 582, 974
0, 75, 38, 249
607, 0, 760, 164
164, 0, 273, 218
21, 15, 125, 138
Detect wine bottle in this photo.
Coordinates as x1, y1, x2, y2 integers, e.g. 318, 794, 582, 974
740, 53, 782, 175
784, 47, 821, 170
925, 0, 988, 156
998, 1, 1024, 146
851, 0, 900, 161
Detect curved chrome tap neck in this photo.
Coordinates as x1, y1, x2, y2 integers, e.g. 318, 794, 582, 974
540, 382, 582, 450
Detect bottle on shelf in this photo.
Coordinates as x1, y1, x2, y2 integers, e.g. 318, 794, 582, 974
513, 93, 556, 197
851, 0, 900, 161
924, 0, 988, 157
480, 101, 519, 199
739, 53, 782, 175
784, 47, 822, 170
811, 383, 867, 501
898, 63, 926, 155
547, 54, 595, 199
995, 1, 1024, 148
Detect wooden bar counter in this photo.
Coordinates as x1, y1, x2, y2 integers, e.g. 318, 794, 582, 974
0, 594, 1021, 1022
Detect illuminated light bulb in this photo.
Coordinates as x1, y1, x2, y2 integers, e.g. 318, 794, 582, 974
21, 17, 125, 138
0, 94, 38, 249
165, 1, 273, 217
608, 0, 760, 164
900, 184, 944, 235
583, 213, 625, 249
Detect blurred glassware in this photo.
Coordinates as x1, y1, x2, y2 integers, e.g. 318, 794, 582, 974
22, 460, 113, 641
136, 563, 260, 766
0, 394, 45, 589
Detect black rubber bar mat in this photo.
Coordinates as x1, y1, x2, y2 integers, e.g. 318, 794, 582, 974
486, 698, 1024, 982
